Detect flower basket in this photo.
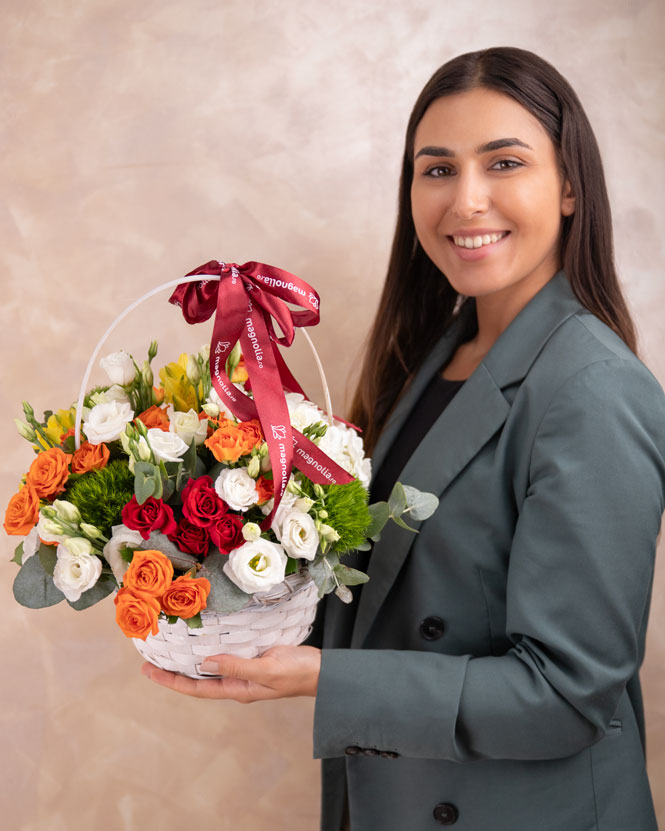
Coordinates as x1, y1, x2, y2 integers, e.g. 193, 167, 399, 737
6, 259, 438, 681
132, 570, 318, 678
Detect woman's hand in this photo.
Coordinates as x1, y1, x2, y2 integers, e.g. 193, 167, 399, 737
141, 645, 322, 702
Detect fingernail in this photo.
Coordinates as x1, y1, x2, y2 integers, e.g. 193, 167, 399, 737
199, 661, 219, 675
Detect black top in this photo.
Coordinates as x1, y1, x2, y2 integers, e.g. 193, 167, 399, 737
369, 372, 466, 504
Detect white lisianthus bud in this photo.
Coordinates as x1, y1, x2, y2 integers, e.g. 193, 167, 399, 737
246, 455, 260, 479
51, 500, 81, 524
214, 468, 259, 512
83, 401, 134, 443
278, 510, 319, 561
320, 523, 340, 543
201, 402, 219, 418
136, 436, 153, 461
199, 343, 210, 362
37, 513, 68, 544
260, 453, 272, 473
14, 418, 36, 441
120, 425, 132, 455
186, 355, 200, 384
168, 407, 207, 446
103, 524, 143, 584
141, 360, 153, 387
100, 351, 136, 386
242, 522, 262, 542
287, 478, 301, 495
52, 538, 102, 602
80, 522, 103, 540
295, 497, 315, 513
146, 428, 188, 463
223, 539, 287, 594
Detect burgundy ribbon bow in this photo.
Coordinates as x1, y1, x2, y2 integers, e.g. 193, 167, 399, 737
169, 260, 354, 531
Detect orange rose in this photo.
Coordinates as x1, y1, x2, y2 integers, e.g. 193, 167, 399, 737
237, 419, 264, 454
25, 447, 72, 499
231, 357, 249, 384
3, 485, 39, 536
122, 549, 174, 595
71, 441, 110, 474
136, 405, 170, 431
114, 588, 161, 639
205, 419, 247, 463
255, 475, 274, 505
153, 387, 166, 406
160, 574, 211, 619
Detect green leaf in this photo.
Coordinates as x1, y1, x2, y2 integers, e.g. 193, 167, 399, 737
388, 482, 407, 517
401, 485, 439, 521
366, 501, 390, 538
135, 471, 156, 504
307, 553, 340, 598
139, 532, 198, 571
199, 551, 252, 613
355, 540, 372, 551
182, 438, 198, 477
285, 557, 298, 575
38, 543, 58, 576
390, 513, 418, 532
333, 564, 369, 586
11, 542, 24, 566
185, 613, 203, 629
67, 575, 116, 610
119, 545, 137, 564
12, 555, 65, 608
167, 615, 178, 625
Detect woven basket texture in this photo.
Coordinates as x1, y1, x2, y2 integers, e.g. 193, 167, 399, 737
132, 570, 319, 678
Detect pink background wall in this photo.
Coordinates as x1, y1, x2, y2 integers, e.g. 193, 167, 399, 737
2, 1, 663, 827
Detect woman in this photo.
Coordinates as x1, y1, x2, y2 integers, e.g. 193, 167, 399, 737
142, 47, 665, 830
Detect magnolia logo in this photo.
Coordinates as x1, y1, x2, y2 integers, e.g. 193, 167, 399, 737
271, 425, 287, 440
308, 292, 319, 310
214, 341, 231, 355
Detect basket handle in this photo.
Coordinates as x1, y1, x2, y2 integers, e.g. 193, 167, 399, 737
74, 275, 334, 450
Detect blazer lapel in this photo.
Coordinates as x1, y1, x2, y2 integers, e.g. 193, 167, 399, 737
350, 268, 584, 648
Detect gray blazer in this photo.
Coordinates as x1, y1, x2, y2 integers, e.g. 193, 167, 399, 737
308, 269, 665, 831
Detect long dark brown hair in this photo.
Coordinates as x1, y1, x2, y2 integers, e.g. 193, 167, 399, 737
349, 46, 637, 456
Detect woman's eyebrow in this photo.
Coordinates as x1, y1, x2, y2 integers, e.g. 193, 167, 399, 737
414, 137, 533, 158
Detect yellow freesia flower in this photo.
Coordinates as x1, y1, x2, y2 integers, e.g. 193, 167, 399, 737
159, 353, 203, 412
35, 408, 77, 449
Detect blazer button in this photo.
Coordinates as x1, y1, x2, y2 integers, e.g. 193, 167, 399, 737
420, 616, 445, 640
363, 748, 380, 756
380, 751, 400, 759
344, 746, 362, 756
433, 803, 459, 825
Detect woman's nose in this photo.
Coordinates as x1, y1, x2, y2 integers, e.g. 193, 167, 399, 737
450, 168, 490, 219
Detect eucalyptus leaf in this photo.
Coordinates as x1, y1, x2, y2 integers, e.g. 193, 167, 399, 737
67, 575, 116, 610
355, 540, 373, 551
199, 551, 252, 613
388, 482, 407, 517
161, 478, 175, 502
139, 531, 198, 571
402, 485, 439, 521
135, 472, 156, 505
11, 542, 24, 566
182, 439, 198, 477
307, 553, 340, 598
333, 564, 369, 586
13, 555, 65, 608
390, 513, 418, 532
38, 543, 58, 576
366, 501, 390, 538
185, 612, 203, 630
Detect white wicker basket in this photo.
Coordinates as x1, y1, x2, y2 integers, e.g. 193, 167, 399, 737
75, 271, 332, 679
132, 570, 319, 679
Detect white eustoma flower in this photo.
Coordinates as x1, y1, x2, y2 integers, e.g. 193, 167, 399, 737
103, 524, 143, 584
263, 487, 300, 528
89, 385, 131, 407
22, 526, 40, 562
285, 392, 325, 432
277, 509, 319, 560
37, 512, 69, 544
214, 467, 259, 512
241, 522, 262, 542
52, 537, 103, 602
146, 427, 188, 463
207, 386, 240, 420
318, 424, 372, 488
168, 407, 207, 446
83, 401, 134, 443
99, 350, 136, 386
223, 539, 288, 594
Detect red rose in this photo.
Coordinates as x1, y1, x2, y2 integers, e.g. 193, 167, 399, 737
209, 513, 245, 553
121, 495, 177, 540
168, 517, 210, 557
181, 475, 228, 527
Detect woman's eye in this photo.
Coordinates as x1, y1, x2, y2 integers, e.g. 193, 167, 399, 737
423, 159, 523, 177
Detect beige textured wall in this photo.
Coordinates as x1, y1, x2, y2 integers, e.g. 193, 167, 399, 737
2, 1, 664, 828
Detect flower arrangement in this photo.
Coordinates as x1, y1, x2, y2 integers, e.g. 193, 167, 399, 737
4, 260, 438, 673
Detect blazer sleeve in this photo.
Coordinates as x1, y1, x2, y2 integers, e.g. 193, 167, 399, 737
312, 357, 665, 761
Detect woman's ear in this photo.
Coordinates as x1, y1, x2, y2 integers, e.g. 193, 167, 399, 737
561, 178, 576, 217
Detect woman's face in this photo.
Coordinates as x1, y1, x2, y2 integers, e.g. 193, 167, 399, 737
410, 87, 575, 303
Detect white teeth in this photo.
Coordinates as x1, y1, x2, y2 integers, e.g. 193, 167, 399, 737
452, 232, 507, 249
